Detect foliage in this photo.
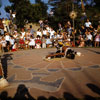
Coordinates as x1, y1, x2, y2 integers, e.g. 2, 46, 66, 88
5, 0, 48, 28
48, 0, 100, 30
0, 0, 2, 8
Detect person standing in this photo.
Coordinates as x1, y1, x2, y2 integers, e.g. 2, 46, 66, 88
0, 19, 4, 35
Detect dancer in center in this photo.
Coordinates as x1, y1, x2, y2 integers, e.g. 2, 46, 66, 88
45, 42, 81, 60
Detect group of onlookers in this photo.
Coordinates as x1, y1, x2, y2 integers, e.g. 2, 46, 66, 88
76, 19, 100, 47
0, 18, 100, 53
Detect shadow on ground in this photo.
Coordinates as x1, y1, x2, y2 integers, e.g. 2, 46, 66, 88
0, 83, 100, 100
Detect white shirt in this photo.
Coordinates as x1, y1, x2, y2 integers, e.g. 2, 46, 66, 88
29, 39, 35, 46
36, 31, 42, 37
87, 34, 92, 40
1, 40, 6, 47
5, 35, 10, 41
10, 38, 15, 45
43, 30, 47, 35
85, 22, 91, 27
50, 30, 55, 38
21, 32, 25, 38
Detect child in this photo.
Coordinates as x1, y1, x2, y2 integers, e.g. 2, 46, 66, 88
19, 37, 25, 49
35, 35, 42, 49
29, 36, 35, 49
95, 32, 100, 47
46, 36, 52, 48
1, 37, 7, 52
11, 42, 18, 52
42, 35, 46, 48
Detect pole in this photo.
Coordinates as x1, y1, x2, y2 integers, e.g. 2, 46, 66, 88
81, 0, 85, 12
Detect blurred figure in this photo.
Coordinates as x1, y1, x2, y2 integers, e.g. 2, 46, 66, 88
0, 19, 4, 35
13, 84, 35, 100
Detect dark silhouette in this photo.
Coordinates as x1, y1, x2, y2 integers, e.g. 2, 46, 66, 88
63, 92, 78, 100
37, 96, 48, 100
1, 54, 13, 78
0, 91, 12, 100
84, 95, 97, 100
13, 84, 35, 100
48, 96, 59, 100
87, 83, 100, 95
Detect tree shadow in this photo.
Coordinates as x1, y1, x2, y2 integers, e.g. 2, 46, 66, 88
63, 92, 78, 100
1, 53, 13, 78
13, 84, 35, 100
87, 83, 100, 95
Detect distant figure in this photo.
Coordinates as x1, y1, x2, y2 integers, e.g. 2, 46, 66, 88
84, 19, 92, 28
0, 19, 4, 35
29, 25, 35, 36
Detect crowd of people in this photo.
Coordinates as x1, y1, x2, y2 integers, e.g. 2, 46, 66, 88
0, 18, 100, 53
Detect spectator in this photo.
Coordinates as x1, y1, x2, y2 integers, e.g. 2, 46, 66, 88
58, 23, 63, 33
35, 35, 42, 49
42, 35, 46, 48
43, 28, 48, 37
25, 38, 29, 49
85, 31, 93, 47
0, 19, 4, 35
5, 18, 10, 32
49, 28, 55, 39
4, 32, 11, 51
79, 25, 86, 37
1, 37, 7, 52
46, 36, 52, 48
28, 36, 35, 49
29, 25, 35, 36
19, 37, 25, 49
95, 32, 100, 47
11, 42, 18, 52
10, 36, 15, 50
36, 28, 42, 37
26, 29, 32, 40
79, 37, 85, 47
20, 28, 26, 39
2, 18, 7, 32
84, 19, 92, 28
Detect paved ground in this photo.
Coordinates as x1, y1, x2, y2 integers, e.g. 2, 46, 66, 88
0, 48, 100, 99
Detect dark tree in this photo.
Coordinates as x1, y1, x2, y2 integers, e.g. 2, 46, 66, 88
5, 0, 48, 28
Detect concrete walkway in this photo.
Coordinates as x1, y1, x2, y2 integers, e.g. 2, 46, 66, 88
0, 48, 100, 99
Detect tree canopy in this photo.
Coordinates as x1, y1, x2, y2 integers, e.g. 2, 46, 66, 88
48, 0, 100, 29
5, 0, 100, 29
5, 0, 48, 28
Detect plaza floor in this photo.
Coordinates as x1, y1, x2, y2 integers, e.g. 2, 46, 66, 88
0, 48, 100, 99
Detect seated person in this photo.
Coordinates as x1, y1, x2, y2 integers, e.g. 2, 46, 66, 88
35, 35, 42, 49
